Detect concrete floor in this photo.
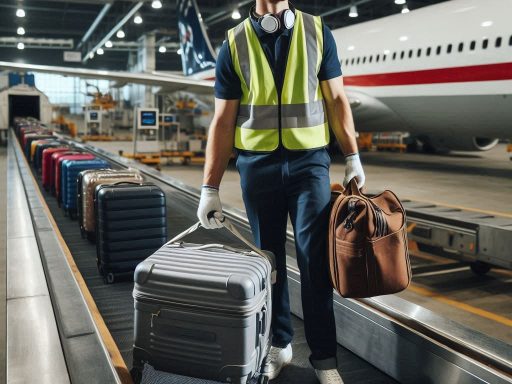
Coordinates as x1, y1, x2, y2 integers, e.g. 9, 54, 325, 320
91, 140, 512, 346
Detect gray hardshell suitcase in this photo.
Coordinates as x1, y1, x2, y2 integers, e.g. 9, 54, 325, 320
132, 219, 276, 384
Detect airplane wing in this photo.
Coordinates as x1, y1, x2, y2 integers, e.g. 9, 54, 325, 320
0, 61, 214, 94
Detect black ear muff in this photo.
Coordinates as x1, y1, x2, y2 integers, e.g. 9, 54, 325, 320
250, 4, 295, 34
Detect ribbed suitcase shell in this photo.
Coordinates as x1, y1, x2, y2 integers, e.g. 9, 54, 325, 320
51, 151, 82, 195
30, 139, 51, 163
77, 168, 113, 232
81, 170, 143, 233
23, 134, 53, 159
42, 147, 71, 190
55, 154, 95, 201
132, 243, 272, 383
95, 183, 167, 279
34, 141, 61, 171
60, 159, 109, 215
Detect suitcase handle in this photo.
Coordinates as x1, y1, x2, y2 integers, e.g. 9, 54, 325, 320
110, 181, 144, 186
165, 218, 277, 283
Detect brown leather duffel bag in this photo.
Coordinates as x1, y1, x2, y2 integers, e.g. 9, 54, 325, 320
328, 179, 411, 298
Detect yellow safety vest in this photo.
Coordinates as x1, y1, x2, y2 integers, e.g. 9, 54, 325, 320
227, 10, 330, 151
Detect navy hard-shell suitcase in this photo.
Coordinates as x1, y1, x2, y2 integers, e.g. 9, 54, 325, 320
60, 158, 109, 218
34, 141, 62, 171
131, 219, 274, 384
95, 182, 167, 283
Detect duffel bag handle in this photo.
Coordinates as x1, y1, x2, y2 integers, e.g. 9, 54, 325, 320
165, 216, 277, 283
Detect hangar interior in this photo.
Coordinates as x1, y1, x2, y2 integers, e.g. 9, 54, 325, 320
0, 0, 510, 384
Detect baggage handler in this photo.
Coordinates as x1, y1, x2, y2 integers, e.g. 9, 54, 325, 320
198, 1, 365, 382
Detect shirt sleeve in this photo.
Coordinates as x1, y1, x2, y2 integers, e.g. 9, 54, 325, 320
214, 40, 243, 100
318, 23, 343, 81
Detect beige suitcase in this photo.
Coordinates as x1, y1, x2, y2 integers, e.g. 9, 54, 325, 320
81, 170, 143, 235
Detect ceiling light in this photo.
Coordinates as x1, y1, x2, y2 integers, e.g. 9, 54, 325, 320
481, 20, 493, 27
105, 40, 113, 48
399, 35, 408, 42
232, 9, 241, 19
116, 29, 125, 39
151, 0, 162, 9
16, 8, 25, 18
89, 52, 95, 59
17, 27, 25, 35
349, 5, 358, 18
347, 45, 355, 51
97, 48, 104, 55
134, 13, 143, 24
395, 0, 406, 4
177, 48, 182, 55
401, 5, 410, 13
158, 45, 166, 53
17, 42, 24, 50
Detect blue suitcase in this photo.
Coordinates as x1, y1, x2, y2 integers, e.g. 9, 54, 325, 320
34, 141, 62, 172
61, 158, 109, 218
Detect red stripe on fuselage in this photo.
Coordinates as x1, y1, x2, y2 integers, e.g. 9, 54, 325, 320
343, 62, 512, 87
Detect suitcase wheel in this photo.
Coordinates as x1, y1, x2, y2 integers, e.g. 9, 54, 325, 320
130, 364, 143, 384
103, 272, 115, 285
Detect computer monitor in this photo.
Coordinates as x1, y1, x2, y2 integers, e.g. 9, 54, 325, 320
89, 112, 98, 121
136, 108, 159, 129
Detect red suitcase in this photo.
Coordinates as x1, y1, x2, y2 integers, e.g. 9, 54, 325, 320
42, 147, 70, 190
50, 151, 82, 195
55, 154, 95, 203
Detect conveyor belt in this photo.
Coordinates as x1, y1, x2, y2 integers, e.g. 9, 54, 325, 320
32, 162, 395, 383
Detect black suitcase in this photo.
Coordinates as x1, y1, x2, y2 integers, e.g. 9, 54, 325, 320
95, 182, 167, 284
131, 219, 275, 384
34, 141, 62, 171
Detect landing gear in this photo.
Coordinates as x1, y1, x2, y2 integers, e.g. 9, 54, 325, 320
470, 261, 491, 276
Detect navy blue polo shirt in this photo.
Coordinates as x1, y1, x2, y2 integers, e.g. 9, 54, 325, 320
215, 15, 342, 100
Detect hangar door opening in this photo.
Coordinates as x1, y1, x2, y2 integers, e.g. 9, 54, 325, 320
8, 95, 40, 128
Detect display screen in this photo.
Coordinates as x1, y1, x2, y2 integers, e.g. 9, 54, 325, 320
164, 115, 174, 123
141, 111, 157, 126
90, 112, 98, 121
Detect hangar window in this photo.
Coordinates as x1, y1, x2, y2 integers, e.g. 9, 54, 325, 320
495, 37, 502, 47
482, 39, 489, 49
426, 47, 431, 56
458, 42, 464, 52
417, 48, 422, 57
400, 51, 405, 59
392, 52, 397, 60
447, 44, 452, 53
408, 49, 413, 58
470, 40, 476, 50
436, 45, 442, 55
376, 54, 380, 62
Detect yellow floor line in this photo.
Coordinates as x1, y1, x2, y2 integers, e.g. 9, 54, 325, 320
402, 195, 512, 218
409, 284, 512, 328
14, 137, 133, 384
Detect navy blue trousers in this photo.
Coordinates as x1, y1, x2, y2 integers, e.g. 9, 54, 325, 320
236, 148, 337, 369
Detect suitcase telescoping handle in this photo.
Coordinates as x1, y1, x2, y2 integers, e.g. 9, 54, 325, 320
165, 214, 277, 284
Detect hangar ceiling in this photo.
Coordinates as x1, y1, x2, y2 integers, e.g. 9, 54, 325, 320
0, 0, 447, 72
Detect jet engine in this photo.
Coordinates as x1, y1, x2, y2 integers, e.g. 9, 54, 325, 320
418, 136, 499, 152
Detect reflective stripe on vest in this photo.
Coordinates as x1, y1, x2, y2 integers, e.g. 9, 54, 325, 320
227, 10, 329, 151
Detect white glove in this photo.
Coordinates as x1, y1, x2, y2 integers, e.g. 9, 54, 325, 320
197, 186, 224, 229
343, 153, 366, 189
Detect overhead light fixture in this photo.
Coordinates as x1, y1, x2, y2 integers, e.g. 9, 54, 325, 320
401, 5, 410, 13
89, 52, 95, 59
16, 8, 25, 18
481, 20, 493, 27
17, 27, 25, 35
232, 9, 241, 20
349, 5, 358, 18
158, 45, 167, 53
395, 0, 406, 4
151, 0, 162, 9
105, 40, 113, 48
177, 48, 182, 55
134, 13, 143, 24
116, 29, 125, 38
17, 42, 24, 50
97, 47, 104, 55
399, 35, 408, 42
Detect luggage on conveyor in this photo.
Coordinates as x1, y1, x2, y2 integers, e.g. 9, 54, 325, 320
95, 182, 167, 284
23, 134, 53, 159
79, 169, 143, 238
131, 219, 275, 384
42, 147, 71, 191
34, 140, 62, 170
50, 151, 82, 194
54, 153, 95, 202
60, 158, 109, 218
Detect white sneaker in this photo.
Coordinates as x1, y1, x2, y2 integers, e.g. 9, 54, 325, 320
262, 344, 293, 380
315, 368, 344, 384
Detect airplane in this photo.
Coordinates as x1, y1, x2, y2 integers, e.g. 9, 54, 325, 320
0, 0, 511, 152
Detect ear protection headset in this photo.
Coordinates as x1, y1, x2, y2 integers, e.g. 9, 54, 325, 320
250, 3, 295, 34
